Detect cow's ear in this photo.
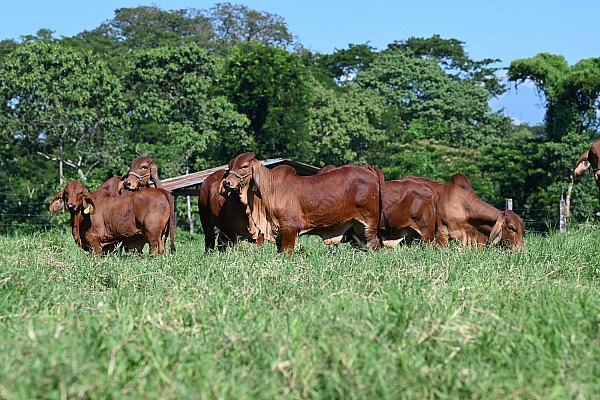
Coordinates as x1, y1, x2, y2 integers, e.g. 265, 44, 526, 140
251, 166, 259, 192
82, 190, 96, 215
49, 190, 65, 212
489, 211, 506, 245
574, 150, 591, 178
117, 175, 126, 195
150, 161, 162, 188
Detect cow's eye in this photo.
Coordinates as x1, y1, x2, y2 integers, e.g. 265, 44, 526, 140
507, 225, 516, 232
141, 165, 148, 170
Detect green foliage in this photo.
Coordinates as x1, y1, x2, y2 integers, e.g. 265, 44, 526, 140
390, 34, 506, 97
0, 230, 599, 398
307, 83, 386, 166
508, 53, 600, 137
125, 44, 251, 174
223, 41, 313, 159
208, 2, 295, 51
0, 40, 126, 184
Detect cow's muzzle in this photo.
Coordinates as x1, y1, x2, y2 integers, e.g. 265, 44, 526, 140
224, 170, 252, 190
124, 171, 150, 191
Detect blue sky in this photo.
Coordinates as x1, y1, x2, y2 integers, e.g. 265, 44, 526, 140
3, 0, 599, 125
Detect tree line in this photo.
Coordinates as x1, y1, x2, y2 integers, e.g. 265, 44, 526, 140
1, 3, 599, 233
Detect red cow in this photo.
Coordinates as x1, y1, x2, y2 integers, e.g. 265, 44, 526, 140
198, 169, 260, 251
198, 165, 298, 251
120, 156, 162, 192
434, 179, 525, 249
318, 167, 435, 247
404, 173, 473, 192
574, 141, 600, 191
222, 152, 386, 254
50, 181, 175, 255
381, 177, 437, 247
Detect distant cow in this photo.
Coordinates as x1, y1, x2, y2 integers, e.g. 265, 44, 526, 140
574, 141, 600, 191
434, 179, 524, 249
50, 181, 175, 255
223, 152, 386, 254
121, 156, 162, 193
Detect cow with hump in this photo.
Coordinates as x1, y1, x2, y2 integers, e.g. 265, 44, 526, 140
50, 180, 175, 255
433, 177, 525, 249
222, 152, 386, 254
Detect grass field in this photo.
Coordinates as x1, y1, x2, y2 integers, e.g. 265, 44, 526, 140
1, 227, 599, 399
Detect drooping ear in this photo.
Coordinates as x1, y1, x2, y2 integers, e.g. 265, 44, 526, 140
250, 166, 259, 193
117, 175, 126, 195
81, 189, 96, 215
489, 211, 506, 246
49, 189, 65, 212
150, 160, 162, 188
573, 150, 591, 178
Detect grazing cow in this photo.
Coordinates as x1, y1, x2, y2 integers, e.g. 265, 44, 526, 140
404, 173, 473, 192
222, 152, 386, 254
121, 156, 162, 192
317, 167, 436, 247
50, 181, 175, 255
434, 179, 524, 249
380, 177, 437, 247
574, 141, 600, 191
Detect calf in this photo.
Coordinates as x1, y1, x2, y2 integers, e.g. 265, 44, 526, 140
50, 181, 175, 255
223, 152, 385, 254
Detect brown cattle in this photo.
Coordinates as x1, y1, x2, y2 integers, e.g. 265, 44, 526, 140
222, 152, 385, 254
434, 180, 524, 249
121, 156, 162, 192
404, 173, 473, 192
198, 165, 298, 251
50, 181, 175, 255
198, 168, 260, 251
574, 141, 600, 190
381, 177, 437, 247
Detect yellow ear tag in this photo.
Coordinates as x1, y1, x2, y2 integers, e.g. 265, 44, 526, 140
83, 205, 91, 214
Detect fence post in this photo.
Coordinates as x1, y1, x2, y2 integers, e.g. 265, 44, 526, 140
559, 193, 567, 233
505, 198, 513, 211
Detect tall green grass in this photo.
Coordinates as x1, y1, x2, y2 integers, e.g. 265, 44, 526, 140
0, 227, 598, 399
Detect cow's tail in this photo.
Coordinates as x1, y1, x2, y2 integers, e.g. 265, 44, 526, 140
165, 189, 176, 253
372, 166, 390, 247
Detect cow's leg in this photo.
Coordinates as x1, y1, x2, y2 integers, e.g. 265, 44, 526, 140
217, 231, 233, 252
277, 228, 297, 255
362, 217, 381, 250
84, 232, 103, 255
203, 224, 217, 252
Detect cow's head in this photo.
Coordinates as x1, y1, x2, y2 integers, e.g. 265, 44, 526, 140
223, 152, 259, 193
488, 210, 525, 250
49, 181, 93, 214
574, 141, 600, 190
121, 156, 161, 193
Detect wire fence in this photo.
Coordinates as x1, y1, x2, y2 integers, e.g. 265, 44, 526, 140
0, 196, 565, 236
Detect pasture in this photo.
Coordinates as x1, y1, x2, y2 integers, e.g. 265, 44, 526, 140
0, 227, 599, 399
